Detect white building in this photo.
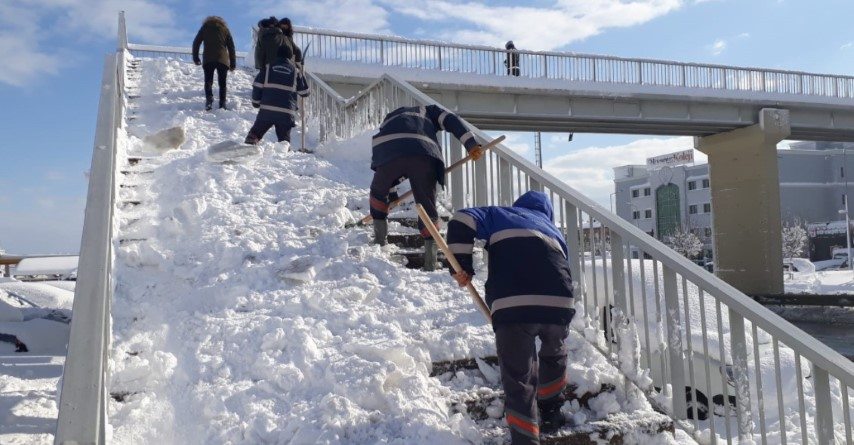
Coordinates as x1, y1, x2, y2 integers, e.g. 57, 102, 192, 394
614, 142, 854, 261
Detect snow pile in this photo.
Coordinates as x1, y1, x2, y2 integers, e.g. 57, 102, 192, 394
786, 269, 854, 294
109, 57, 501, 444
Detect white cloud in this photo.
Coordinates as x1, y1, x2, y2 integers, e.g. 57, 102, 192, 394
0, 0, 181, 87
542, 136, 703, 208
252, 0, 390, 34
842, 42, 854, 51
0, 3, 58, 87
708, 39, 727, 56
706, 32, 749, 56
382, 0, 684, 50
499, 132, 533, 156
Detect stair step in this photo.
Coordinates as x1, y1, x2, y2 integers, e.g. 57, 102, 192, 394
388, 215, 450, 229
431, 356, 499, 377
541, 413, 673, 444
387, 233, 425, 249
395, 250, 447, 270
434, 356, 673, 444
119, 238, 147, 245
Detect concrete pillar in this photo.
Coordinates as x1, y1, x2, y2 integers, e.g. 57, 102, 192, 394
694, 108, 789, 295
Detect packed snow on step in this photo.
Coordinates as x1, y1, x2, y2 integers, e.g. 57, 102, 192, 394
108, 56, 678, 444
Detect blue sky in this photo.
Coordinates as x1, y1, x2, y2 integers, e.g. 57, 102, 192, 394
1, 0, 853, 254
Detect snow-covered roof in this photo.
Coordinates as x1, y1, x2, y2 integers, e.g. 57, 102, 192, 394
13, 256, 78, 278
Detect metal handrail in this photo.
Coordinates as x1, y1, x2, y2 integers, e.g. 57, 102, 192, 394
53, 13, 126, 445
53, 53, 120, 445
304, 69, 854, 443
292, 26, 854, 99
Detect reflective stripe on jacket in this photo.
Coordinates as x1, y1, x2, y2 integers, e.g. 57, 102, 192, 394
446, 191, 574, 326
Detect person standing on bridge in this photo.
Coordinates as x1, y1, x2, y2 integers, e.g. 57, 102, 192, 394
505, 41, 520, 76
192, 16, 237, 110
446, 190, 575, 444
243, 45, 309, 149
370, 105, 484, 271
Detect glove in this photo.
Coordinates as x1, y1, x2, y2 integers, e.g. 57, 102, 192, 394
193, 58, 201, 66
452, 270, 472, 287
469, 145, 485, 161
229, 63, 236, 71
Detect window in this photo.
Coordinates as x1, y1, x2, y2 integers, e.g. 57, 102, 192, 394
632, 251, 639, 259
687, 181, 696, 191
702, 178, 710, 188
656, 184, 681, 239
643, 187, 651, 196
689, 204, 698, 214
644, 209, 652, 219
703, 203, 712, 213
632, 189, 640, 198
632, 210, 640, 220
704, 227, 712, 238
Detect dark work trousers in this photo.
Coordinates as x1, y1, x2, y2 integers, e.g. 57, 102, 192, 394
203, 62, 229, 106
246, 116, 295, 144
495, 323, 571, 445
369, 155, 440, 238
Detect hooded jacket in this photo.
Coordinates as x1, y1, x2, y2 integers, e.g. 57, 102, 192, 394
371, 105, 479, 185
255, 27, 287, 69
446, 191, 575, 326
192, 16, 236, 68
251, 57, 310, 122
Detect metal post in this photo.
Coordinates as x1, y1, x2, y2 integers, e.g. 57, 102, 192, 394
728, 310, 754, 440
812, 366, 835, 445
474, 154, 488, 206
117, 11, 128, 51
611, 232, 627, 314
450, 138, 464, 210
846, 195, 853, 275
663, 265, 687, 419
499, 157, 512, 206
565, 202, 581, 291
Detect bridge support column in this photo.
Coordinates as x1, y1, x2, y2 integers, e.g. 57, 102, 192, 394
694, 108, 790, 295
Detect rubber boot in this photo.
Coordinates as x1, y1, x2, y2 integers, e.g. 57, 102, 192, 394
205, 95, 213, 111
423, 239, 438, 272
539, 401, 566, 435
373, 219, 388, 246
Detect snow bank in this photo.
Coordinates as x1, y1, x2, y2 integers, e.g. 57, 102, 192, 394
0, 319, 69, 354
13, 256, 78, 279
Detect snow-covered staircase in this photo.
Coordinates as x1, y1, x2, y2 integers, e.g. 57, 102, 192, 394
96, 54, 682, 444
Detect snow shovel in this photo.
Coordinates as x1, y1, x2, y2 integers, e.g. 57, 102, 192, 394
348, 134, 506, 228
416, 204, 492, 324
206, 140, 261, 163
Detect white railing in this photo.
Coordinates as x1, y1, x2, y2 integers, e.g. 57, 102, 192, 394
294, 26, 854, 99
304, 70, 854, 444
53, 13, 126, 445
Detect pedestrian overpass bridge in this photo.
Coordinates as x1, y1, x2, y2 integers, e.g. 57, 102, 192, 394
295, 28, 854, 141
54, 14, 854, 445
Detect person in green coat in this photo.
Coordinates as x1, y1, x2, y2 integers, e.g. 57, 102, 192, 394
192, 16, 237, 110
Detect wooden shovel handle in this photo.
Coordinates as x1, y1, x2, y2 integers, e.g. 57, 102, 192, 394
416, 204, 492, 324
